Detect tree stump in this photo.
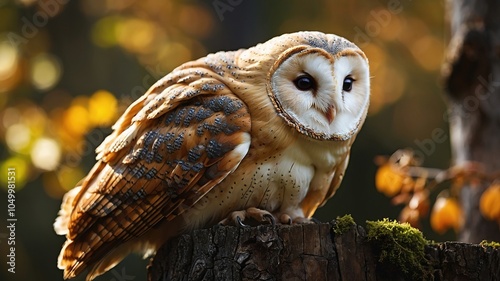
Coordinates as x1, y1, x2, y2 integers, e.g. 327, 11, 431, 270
148, 220, 500, 281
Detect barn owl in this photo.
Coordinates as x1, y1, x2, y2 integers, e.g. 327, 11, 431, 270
54, 31, 370, 280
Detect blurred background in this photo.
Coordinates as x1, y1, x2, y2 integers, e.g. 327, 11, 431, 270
0, 0, 450, 280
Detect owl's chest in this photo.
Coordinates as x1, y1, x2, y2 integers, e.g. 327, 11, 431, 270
187, 137, 347, 228
248, 138, 348, 209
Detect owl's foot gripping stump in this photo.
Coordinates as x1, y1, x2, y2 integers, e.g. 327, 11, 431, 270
218, 207, 320, 227
218, 207, 276, 227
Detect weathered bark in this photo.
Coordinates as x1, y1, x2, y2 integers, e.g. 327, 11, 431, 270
148, 222, 500, 281
443, 0, 500, 243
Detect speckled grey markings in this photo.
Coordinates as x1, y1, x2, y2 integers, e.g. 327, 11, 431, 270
143, 131, 159, 146
204, 96, 243, 116
174, 160, 192, 172
183, 108, 196, 127
145, 168, 157, 180
174, 108, 186, 126
200, 83, 224, 92
131, 165, 147, 179
191, 163, 204, 173
166, 133, 184, 154
306, 35, 355, 56
145, 151, 155, 164
206, 139, 232, 159
187, 146, 203, 163
164, 112, 175, 125
194, 108, 214, 122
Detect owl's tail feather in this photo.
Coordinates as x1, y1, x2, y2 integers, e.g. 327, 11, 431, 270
57, 240, 86, 279
85, 246, 132, 281
57, 238, 130, 281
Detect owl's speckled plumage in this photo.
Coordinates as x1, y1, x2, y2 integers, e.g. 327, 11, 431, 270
54, 31, 370, 280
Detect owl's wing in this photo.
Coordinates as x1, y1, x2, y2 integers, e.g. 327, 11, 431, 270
322, 153, 350, 207
56, 72, 251, 279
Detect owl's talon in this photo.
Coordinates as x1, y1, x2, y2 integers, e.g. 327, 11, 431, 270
246, 207, 276, 225
263, 213, 276, 226
279, 214, 293, 225
236, 216, 247, 227
219, 207, 277, 226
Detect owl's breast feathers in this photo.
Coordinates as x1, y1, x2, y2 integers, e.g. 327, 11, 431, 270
54, 66, 253, 280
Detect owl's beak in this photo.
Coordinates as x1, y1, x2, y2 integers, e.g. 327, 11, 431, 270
325, 104, 336, 124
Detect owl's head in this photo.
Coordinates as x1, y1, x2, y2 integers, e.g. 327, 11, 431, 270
260, 32, 370, 141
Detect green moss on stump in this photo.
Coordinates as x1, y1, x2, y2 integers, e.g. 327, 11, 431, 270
366, 218, 429, 280
480, 240, 500, 248
332, 214, 356, 235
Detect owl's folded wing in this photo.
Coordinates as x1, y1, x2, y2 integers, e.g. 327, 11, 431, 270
55, 70, 251, 280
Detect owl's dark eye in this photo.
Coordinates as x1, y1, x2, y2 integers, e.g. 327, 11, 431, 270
343, 76, 354, 92
293, 74, 316, 91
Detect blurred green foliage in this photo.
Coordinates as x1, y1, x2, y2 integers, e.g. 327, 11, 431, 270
0, 1, 451, 280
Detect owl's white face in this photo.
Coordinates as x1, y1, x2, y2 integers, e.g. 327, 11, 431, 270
268, 44, 370, 141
